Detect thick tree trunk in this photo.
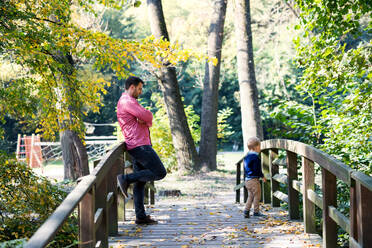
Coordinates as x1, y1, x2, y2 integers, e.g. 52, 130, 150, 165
200, 0, 227, 171
146, 0, 200, 172
61, 130, 89, 180
53, 52, 90, 180
234, 0, 263, 152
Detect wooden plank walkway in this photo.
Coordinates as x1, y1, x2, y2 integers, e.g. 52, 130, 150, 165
109, 155, 322, 247
109, 194, 322, 247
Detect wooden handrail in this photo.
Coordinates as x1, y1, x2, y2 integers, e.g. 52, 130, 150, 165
235, 139, 372, 248
25, 142, 156, 248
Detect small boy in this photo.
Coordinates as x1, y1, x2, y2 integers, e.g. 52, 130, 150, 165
243, 137, 266, 218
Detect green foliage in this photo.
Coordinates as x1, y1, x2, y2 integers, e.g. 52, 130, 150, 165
292, 0, 372, 174
217, 108, 235, 142
289, 1, 371, 245
0, 153, 77, 245
0, 239, 26, 248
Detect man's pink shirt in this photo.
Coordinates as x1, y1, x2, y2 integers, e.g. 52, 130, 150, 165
117, 92, 153, 150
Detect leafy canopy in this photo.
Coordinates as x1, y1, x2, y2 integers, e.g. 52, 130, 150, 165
0, 0, 214, 141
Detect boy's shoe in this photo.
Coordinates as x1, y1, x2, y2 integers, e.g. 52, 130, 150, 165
253, 212, 265, 217
135, 215, 158, 225
117, 175, 129, 198
244, 210, 250, 218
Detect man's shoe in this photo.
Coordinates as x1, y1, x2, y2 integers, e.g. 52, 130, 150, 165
244, 210, 250, 218
117, 175, 129, 198
253, 212, 265, 217
135, 215, 158, 225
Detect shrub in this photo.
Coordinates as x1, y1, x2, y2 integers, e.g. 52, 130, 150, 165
0, 152, 78, 247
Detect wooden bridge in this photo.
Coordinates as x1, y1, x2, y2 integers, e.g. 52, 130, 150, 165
25, 139, 372, 248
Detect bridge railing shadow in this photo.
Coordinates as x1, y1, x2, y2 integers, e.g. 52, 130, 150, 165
234, 139, 372, 248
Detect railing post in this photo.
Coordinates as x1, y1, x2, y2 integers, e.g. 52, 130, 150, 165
350, 178, 358, 247
269, 149, 280, 207
322, 168, 337, 248
144, 184, 150, 204
79, 187, 95, 248
243, 165, 248, 203
350, 175, 372, 247
122, 150, 133, 221
95, 178, 108, 247
108, 155, 121, 236
236, 162, 241, 203
150, 181, 155, 205
261, 150, 271, 204
302, 157, 316, 233
287, 151, 299, 219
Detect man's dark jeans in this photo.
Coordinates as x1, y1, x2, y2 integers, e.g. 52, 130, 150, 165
126, 145, 166, 219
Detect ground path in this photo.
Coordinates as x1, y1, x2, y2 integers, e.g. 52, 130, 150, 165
109, 152, 322, 248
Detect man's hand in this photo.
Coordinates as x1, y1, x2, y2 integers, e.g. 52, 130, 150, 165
263, 177, 267, 183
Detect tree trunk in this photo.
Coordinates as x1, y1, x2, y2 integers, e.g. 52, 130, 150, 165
53, 52, 90, 180
146, 0, 200, 172
234, 0, 263, 152
61, 130, 89, 180
200, 0, 227, 171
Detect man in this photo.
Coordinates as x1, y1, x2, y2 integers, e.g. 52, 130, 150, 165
117, 76, 167, 225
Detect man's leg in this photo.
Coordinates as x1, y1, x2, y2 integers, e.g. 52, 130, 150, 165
132, 160, 147, 219
126, 145, 166, 182
118, 145, 166, 197
118, 146, 165, 224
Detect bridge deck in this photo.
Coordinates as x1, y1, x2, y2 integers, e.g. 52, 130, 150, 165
109, 163, 322, 247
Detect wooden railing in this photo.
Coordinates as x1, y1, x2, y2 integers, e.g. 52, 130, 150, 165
25, 142, 155, 248
235, 139, 372, 248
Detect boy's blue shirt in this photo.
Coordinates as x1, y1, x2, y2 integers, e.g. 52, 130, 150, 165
244, 151, 264, 181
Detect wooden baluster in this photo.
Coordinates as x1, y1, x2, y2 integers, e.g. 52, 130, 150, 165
350, 173, 372, 247
270, 149, 280, 207
243, 164, 248, 203
144, 183, 150, 205
236, 162, 241, 203
287, 151, 299, 219
303, 157, 316, 233
79, 187, 95, 248
261, 150, 271, 204
95, 178, 108, 248
357, 182, 372, 246
122, 150, 133, 221
322, 168, 337, 248
107, 156, 121, 236
350, 178, 358, 247
150, 181, 155, 205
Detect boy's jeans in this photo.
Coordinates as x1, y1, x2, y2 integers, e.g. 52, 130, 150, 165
127, 145, 167, 219
244, 178, 261, 213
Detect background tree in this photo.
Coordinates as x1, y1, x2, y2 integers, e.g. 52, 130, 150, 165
233, 0, 263, 151
146, 0, 201, 172
199, 0, 227, 171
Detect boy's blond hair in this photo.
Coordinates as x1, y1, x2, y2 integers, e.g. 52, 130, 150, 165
247, 137, 261, 150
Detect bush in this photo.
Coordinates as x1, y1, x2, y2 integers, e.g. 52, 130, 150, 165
0, 152, 78, 247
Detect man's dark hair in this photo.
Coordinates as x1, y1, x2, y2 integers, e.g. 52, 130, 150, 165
125, 76, 144, 90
